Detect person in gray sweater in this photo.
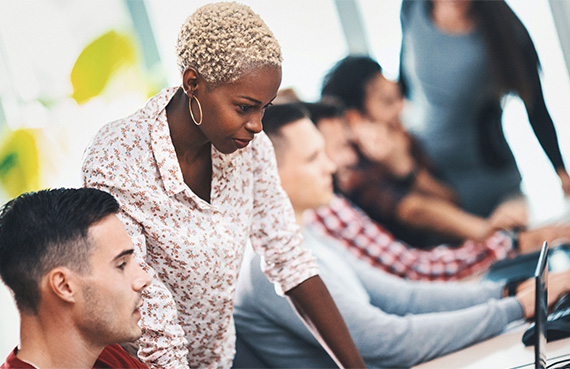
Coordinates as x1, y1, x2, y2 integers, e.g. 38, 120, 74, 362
398, 0, 570, 217
233, 103, 570, 368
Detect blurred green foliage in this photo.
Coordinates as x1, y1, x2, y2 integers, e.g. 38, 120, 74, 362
0, 129, 40, 198
0, 26, 167, 200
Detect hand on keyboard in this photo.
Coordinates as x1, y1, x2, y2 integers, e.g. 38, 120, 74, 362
522, 292, 570, 346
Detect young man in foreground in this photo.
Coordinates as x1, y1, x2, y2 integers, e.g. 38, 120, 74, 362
0, 188, 151, 368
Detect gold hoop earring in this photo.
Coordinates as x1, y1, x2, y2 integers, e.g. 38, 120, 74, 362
189, 95, 203, 126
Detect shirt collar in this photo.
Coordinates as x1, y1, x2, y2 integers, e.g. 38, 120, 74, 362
149, 87, 187, 197
149, 87, 241, 199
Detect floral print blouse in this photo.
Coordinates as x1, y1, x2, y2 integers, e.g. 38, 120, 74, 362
82, 87, 318, 369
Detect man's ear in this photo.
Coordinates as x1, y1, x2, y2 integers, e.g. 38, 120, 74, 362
182, 67, 201, 96
46, 267, 77, 304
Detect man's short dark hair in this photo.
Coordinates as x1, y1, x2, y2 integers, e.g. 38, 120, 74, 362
263, 103, 310, 136
302, 98, 346, 127
263, 103, 311, 155
0, 188, 120, 314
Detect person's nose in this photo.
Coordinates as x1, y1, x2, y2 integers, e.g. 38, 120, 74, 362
340, 146, 358, 169
246, 113, 263, 134
325, 155, 337, 175
133, 263, 152, 292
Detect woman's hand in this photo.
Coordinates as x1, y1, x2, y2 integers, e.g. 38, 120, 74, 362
557, 168, 570, 196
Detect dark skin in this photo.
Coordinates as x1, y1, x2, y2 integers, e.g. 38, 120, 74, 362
165, 65, 365, 368
287, 276, 366, 369
166, 66, 280, 202
166, 87, 213, 202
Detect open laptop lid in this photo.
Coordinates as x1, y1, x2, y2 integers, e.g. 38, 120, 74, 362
535, 241, 549, 369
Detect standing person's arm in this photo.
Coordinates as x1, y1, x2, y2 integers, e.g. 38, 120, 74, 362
526, 88, 569, 190
398, 0, 414, 99
250, 133, 365, 368
524, 64, 570, 194
286, 276, 366, 369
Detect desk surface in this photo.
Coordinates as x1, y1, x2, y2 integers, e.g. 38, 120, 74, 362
414, 322, 570, 369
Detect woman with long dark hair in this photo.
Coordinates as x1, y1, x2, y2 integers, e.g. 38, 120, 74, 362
399, 0, 570, 217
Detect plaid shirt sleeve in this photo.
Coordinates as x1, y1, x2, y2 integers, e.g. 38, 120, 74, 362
307, 195, 516, 281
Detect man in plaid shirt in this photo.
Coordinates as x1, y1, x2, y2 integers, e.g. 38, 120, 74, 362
306, 194, 514, 280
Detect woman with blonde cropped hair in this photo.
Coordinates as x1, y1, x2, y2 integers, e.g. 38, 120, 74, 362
82, 2, 364, 369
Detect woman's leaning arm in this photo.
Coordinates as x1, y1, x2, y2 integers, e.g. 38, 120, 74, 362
286, 276, 366, 369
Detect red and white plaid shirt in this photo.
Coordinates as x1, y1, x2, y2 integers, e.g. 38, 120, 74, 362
306, 195, 516, 281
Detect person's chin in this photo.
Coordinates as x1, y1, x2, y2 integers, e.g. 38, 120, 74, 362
125, 326, 143, 343
323, 187, 334, 200
213, 141, 239, 155
134, 327, 143, 340
316, 194, 333, 209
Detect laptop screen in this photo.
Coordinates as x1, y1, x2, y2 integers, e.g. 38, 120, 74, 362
535, 241, 549, 369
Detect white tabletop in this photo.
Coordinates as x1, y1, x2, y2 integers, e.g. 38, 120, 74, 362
414, 321, 570, 369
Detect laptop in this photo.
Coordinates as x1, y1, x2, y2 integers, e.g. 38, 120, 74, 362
516, 242, 570, 369
533, 241, 549, 369
510, 241, 549, 369
483, 243, 570, 288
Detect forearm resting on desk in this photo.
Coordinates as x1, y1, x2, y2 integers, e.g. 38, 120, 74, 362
396, 193, 494, 241
412, 168, 459, 204
286, 275, 366, 369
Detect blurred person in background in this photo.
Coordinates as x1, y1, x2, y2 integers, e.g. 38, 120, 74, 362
233, 103, 570, 368
398, 0, 570, 217
322, 55, 528, 248
305, 98, 570, 281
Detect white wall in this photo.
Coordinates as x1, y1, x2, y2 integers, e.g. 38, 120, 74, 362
0, 283, 18, 360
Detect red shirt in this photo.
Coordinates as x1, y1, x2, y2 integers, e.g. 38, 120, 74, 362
94, 344, 148, 369
1, 348, 35, 369
1, 344, 147, 369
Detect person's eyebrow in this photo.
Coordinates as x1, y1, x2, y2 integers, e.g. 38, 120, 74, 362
238, 96, 262, 104
112, 249, 135, 262
238, 95, 278, 106
307, 148, 320, 161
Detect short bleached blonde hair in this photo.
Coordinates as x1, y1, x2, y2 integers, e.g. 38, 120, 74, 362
176, 2, 283, 86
